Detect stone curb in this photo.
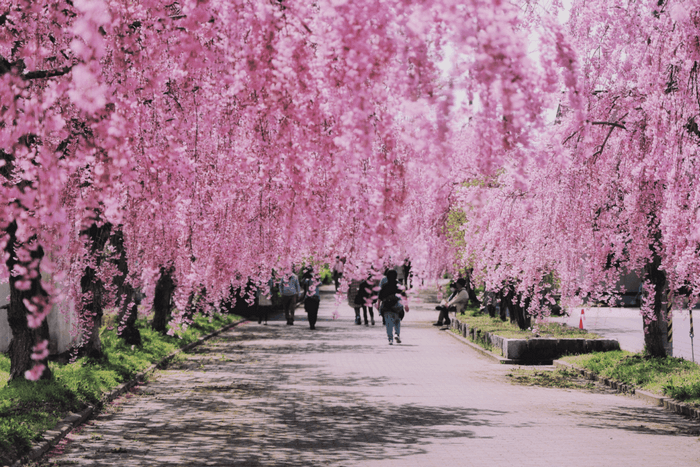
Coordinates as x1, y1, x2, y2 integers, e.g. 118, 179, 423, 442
443, 327, 519, 364
552, 359, 700, 420
11, 318, 245, 467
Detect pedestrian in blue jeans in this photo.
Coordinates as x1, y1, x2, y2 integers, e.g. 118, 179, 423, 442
378, 270, 407, 345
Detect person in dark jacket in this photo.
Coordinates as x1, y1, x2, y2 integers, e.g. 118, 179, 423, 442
301, 267, 321, 330
354, 275, 376, 325
377, 270, 407, 345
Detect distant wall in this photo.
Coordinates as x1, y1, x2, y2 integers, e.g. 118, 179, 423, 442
0, 282, 80, 354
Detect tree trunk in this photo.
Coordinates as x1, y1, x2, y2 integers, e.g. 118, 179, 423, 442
512, 293, 531, 330
484, 291, 497, 318
643, 255, 668, 357
152, 266, 175, 333
181, 291, 197, 323
77, 221, 112, 360
498, 286, 530, 330
498, 289, 510, 322
5, 221, 52, 381
464, 269, 481, 307
117, 292, 141, 346
110, 230, 141, 345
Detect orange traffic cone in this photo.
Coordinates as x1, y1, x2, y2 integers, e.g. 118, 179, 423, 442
579, 309, 585, 329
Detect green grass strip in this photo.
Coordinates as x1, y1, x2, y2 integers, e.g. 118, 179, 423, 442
0, 312, 240, 464
562, 350, 700, 406
456, 309, 601, 339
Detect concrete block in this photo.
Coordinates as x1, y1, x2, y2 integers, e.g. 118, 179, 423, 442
503, 339, 527, 359
558, 338, 586, 356
526, 338, 559, 360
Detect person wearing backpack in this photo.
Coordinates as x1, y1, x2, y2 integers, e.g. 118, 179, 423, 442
280, 270, 302, 325
377, 269, 407, 345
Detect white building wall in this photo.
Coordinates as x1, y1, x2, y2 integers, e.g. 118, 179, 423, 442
0, 282, 80, 354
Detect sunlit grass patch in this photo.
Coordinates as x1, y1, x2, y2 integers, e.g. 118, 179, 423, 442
562, 351, 700, 406
456, 310, 601, 339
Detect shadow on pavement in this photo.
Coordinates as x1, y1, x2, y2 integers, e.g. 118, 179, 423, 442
54, 322, 502, 466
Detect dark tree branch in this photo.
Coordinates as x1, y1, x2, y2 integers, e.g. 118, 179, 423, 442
591, 125, 616, 162
21, 66, 72, 80
562, 130, 579, 146
591, 121, 627, 130
0, 54, 72, 80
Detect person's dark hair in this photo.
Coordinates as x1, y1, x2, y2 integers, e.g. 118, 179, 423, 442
456, 278, 467, 287
386, 269, 398, 282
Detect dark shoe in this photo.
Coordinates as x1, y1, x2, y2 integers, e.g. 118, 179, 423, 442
433, 322, 443, 326
445, 320, 451, 326
371, 318, 375, 325
395, 336, 401, 344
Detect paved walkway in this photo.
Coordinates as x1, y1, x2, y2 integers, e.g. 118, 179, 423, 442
40, 286, 700, 466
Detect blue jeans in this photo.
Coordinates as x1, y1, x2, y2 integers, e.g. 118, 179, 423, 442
384, 311, 401, 343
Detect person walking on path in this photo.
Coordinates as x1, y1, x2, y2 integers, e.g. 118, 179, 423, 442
256, 286, 271, 325
347, 278, 363, 325
354, 275, 376, 325
402, 258, 412, 289
301, 267, 321, 330
331, 255, 345, 291
377, 268, 390, 325
280, 270, 302, 325
434, 278, 469, 327
378, 269, 407, 345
